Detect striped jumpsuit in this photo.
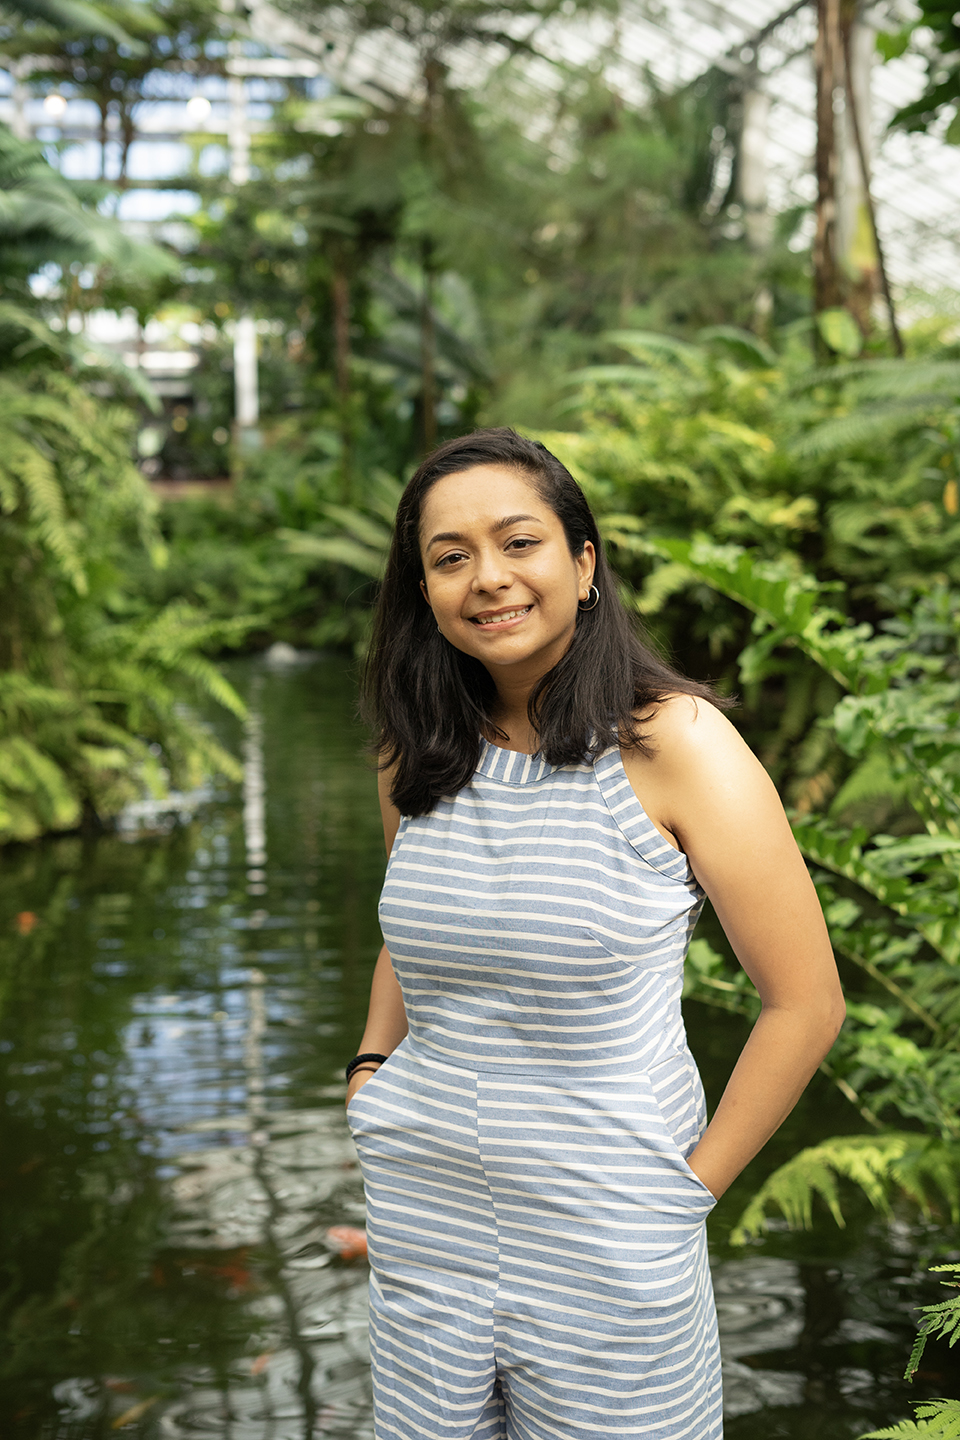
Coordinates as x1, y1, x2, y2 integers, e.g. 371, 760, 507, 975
347, 740, 722, 1440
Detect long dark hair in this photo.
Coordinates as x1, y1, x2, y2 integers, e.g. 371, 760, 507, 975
363, 427, 728, 816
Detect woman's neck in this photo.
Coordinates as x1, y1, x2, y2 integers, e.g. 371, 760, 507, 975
488, 691, 539, 755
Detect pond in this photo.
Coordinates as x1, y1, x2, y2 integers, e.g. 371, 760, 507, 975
1, 653, 955, 1439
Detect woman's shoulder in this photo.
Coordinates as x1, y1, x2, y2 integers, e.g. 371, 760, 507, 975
620, 690, 781, 846
630, 692, 742, 762
620, 693, 766, 819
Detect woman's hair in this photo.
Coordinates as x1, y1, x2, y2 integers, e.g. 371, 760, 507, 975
363, 427, 729, 816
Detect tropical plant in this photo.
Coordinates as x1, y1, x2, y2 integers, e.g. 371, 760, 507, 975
858, 1264, 960, 1439
0, 126, 173, 318
649, 539, 960, 1240
0, 331, 253, 845
880, 1, 960, 142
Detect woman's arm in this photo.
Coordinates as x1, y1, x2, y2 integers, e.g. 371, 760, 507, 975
345, 765, 409, 1107
623, 697, 846, 1200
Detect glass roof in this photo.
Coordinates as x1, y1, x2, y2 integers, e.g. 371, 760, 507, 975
281, 0, 960, 298
1, 0, 956, 296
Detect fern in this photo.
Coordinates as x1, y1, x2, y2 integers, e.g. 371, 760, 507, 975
905, 1265, 960, 1381
0, 362, 251, 844
856, 1267, 960, 1438
731, 1135, 960, 1244
859, 1403, 960, 1439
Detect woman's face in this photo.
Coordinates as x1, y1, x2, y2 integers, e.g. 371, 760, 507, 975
418, 465, 595, 689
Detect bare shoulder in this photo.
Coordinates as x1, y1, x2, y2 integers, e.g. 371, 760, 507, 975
631, 693, 753, 771
622, 694, 786, 854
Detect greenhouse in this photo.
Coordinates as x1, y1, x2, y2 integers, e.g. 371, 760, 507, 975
1, 0, 959, 1435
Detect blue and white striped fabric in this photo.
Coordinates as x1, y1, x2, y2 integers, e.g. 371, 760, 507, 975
348, 740, 722, 1439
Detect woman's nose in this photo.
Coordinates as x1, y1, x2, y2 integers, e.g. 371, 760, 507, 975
471, 547, 512, 593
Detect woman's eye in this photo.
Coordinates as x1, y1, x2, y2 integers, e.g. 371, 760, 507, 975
436, 551, 466, 568
507, 538, 538, 551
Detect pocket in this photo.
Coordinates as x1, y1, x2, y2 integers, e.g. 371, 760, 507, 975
346, 1063, 386, 1119
640, 1059, 717, 1211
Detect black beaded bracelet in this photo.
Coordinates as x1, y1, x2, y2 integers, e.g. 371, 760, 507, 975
346, 1052, 388, 1083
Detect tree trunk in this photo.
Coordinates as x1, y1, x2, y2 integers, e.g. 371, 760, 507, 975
813, 0, 843, 327
119, 109, 134, 189
421, 242, 437, 454
99, 101, 109, 180
840, 3, 904, 355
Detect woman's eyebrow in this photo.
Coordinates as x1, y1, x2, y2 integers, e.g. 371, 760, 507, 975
426, 514, 542, 548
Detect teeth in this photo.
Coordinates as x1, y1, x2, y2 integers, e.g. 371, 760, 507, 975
476, 607, 530, 625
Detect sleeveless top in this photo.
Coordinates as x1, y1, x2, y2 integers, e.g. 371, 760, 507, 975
377, 740, 705, 1079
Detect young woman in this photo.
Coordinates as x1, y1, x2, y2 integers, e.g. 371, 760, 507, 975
345, 428, 844, 1440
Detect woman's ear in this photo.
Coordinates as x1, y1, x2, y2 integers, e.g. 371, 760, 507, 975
579, 541, 596, 590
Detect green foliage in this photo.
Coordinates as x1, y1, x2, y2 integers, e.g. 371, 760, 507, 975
131, 431, 400, 652
906, 1265, 960, 1382
0, 126, 173, 314
883, 1, 960, 142
859, 1403, 960, 1439
0, 0, 139, 43
817, 307, 864, 359
732, 1135, 959, 1244
0, 354, 250, 845
649, 535, 960, 1232
856, 1265, 960, 1438
278, 468, 399, 583
528, 333, 960, 1240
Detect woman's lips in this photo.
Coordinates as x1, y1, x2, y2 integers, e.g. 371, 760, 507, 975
468, 604, 533, 629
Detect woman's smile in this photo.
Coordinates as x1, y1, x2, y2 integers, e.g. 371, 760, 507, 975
469, 603, 534, 629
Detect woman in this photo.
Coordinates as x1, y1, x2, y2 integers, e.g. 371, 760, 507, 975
345, 428, 844, 1440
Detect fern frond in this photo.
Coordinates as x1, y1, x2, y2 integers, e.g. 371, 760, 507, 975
830, 748, 907, 816
731, 1134, 960, 1244
696, 324, 777, 368
859, 1404, 960, 1440
566, 365, 664, 389
905, 1265, 960, 1381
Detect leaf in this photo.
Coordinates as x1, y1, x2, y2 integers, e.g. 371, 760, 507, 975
697, 324, 777, 368
875, 26, 913, 63
602, 329, 702, 369
905, 1264, 960, 1380
817, 307, 864, 358
858, 1411, 960, 1439
732, 1134, 960, 1244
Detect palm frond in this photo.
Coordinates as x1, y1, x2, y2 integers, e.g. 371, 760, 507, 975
3, 0, 135, 42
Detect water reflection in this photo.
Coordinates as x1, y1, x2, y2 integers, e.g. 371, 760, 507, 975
0, 655, 953, 1438
716, 1258, 806, 1416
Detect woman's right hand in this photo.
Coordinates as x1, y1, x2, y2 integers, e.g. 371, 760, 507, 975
346, 1066, 380, 1109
